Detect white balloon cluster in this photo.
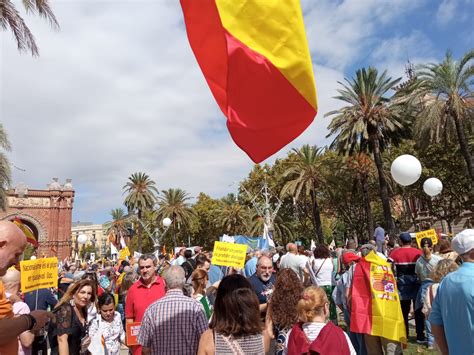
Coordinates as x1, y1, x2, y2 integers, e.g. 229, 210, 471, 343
390, 154, 443, 197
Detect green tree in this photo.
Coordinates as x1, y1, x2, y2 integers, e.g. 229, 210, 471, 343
190, 193, 224, 249
123, 172, 158, 253
219, 199, 250, 236
103, 208, 131, 245
281, 145, 325, 244
0, 0, 59, 56
156, 188, 195, 248
326, 67, 408, 234
0, 123, 11, 210
411, 50, 474, 180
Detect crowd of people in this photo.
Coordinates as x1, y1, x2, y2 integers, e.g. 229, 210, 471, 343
0, 219, 473, 354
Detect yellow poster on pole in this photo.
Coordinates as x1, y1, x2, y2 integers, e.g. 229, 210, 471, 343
20, 257, 58, 293
119, 247, 131, 260
212, 241, 247, 268
415, 229, 438, 248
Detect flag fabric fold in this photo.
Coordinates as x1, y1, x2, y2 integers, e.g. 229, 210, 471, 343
350, 251, 407, 344
180, 0, 317, 163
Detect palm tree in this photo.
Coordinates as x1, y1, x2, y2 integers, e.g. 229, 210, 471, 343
0, 123, 11, 210
281, 145, 325, 244
326, 67, 407, 235
219, 199, 249, 236
0, 0, 59, 56
123, 172, 158, 252
156, 188, 195, 247
411, 50, 474, 181
103, 208, 130, 246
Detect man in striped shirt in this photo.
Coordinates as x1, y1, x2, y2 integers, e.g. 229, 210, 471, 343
388, 232, 425, 343
138, 265, 208, 355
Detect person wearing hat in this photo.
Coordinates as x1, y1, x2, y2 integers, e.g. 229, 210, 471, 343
430, 229, 474, 355
415, 238, 442, 283
389, 232, 425, 342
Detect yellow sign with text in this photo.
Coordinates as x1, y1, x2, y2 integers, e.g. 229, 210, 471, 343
20, 257, 58, 293
415, 229, 438, 248
119, 247, 131, 260
212, 241, 247, 268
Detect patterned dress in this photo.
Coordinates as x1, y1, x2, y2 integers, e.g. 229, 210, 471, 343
214, 331, 265, 354
89, 311, 125, 355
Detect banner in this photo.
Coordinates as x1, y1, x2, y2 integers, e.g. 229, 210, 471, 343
212, 241, 247, 268
350, 251, 406, 344
126, 322, 141, 346
20, 257, 58, 293
415, 229, 438, 248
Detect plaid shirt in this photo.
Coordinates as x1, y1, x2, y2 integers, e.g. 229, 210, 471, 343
138, 289, 208, 354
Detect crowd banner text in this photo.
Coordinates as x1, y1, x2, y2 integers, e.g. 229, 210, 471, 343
212, 241, 247, 268
20, 257, 58, 293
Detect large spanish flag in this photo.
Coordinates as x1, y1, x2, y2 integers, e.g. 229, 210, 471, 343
350, 251, 407, 344
180, 0, 317, 163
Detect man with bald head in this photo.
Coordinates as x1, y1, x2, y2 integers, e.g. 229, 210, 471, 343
0, 220, 53, 351
279, 242, 306, 281
248, 255, 275, 314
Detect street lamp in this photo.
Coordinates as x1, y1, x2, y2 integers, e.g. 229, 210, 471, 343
77, 234, 87, 260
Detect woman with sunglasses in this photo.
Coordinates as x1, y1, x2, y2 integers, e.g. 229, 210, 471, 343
48, 279, 96, 355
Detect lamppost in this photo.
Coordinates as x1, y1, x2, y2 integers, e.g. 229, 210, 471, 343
101, 235, 107, 257
77, 233, 87, 260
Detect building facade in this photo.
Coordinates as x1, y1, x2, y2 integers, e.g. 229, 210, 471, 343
71, 223, 109, 259
0, 178, 74, 260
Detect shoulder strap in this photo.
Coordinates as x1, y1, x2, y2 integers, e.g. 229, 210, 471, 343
314, 258, 327, 278
220, 334, 245, 355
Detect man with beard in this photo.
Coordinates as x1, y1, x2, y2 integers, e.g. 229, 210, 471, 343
248, 256, 275, 314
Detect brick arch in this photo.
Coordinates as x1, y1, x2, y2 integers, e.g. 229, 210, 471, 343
1, 212, 48, 243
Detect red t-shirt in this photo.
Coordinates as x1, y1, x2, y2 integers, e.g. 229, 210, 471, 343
125, 276, 166, 322
389, 246, 422, 276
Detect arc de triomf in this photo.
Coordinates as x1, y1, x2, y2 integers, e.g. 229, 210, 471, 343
0, 178, 74, 260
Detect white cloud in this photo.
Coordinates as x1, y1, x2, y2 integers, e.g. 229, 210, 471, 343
0, 0, 459, 223
436, 0, 457, 25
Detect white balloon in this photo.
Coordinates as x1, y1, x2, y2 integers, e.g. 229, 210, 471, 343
390, 154, 422, 186
423, 178, 443, 197
77, 233, 88, 245
162, 217, 172, 227
30, 255, 36, 260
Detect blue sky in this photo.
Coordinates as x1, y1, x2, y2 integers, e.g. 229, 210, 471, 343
1, 0, 473, 224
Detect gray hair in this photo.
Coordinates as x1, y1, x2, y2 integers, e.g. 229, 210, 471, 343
164, 265, 186, 290
138, 254, 157, 266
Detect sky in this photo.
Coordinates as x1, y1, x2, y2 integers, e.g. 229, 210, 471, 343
1, 0, 473, 224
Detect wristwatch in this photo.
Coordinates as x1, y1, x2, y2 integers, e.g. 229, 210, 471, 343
25, 314, 37, 330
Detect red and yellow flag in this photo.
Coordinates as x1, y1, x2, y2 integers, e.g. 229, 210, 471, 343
12, 217, 38, 248
180, 0, 317, 163
350, 251, 407, 344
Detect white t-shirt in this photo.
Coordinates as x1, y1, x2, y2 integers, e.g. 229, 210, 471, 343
307, 258, 334, 286
279, 253, 306, 280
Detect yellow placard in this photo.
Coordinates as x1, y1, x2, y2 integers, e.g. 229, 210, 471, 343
119, 247, 130, 260
20, 257, 58, 293
415, 229, 438, 248
212, 241, 247, 268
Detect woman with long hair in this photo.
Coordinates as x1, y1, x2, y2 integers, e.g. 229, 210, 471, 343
198, 274, 270, 354
287, 286, 356, 354
266, 268, 304, 355
48, 279, 96, 355
191, 268, 212, 320
88, 293, 125, 355
307, 244, 337, 323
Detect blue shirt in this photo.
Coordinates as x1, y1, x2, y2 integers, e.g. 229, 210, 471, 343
374, 226, 385, 242
429, 262, 474, 354
24, 288, 57, 311
248, 273, 276, 304
208, 264, 224, 285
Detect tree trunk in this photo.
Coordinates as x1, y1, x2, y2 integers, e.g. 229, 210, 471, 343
453, 113, 474, 181
361, 174, 374, 242
370, 135, 395, 234
310, 184, 324, 245
137, 209, 142, 253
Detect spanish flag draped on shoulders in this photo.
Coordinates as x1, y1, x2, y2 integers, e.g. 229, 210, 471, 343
350, 251, 407, 344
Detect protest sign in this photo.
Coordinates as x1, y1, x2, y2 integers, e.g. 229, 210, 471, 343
20, 257, 58, 293
126, 322, 141, 346
119, 247, 130, 260
415, 229, 438, 248
212, 241, 247, 268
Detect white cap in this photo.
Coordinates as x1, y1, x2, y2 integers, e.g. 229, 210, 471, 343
451, 229, 474, 255
272, 253, 280, 263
